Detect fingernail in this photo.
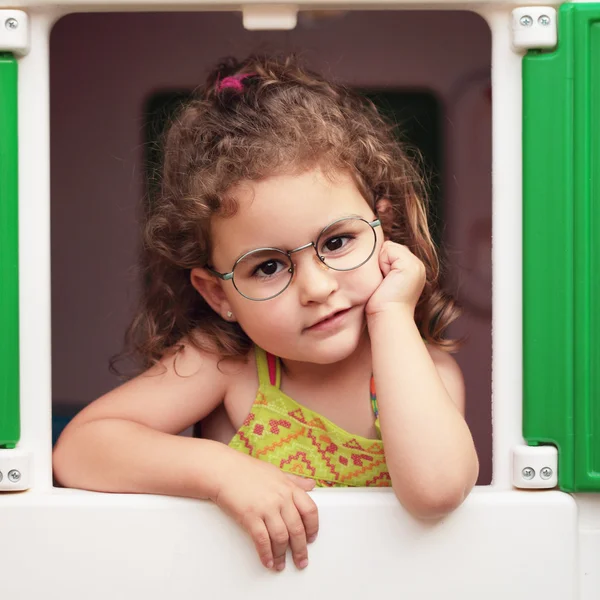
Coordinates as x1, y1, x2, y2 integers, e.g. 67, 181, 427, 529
298, 559, 309, 569
266, 561, 274, 569
308, 534, 318, 543
276, 563, 285, 571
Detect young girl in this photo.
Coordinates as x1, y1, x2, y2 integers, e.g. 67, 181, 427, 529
53, 55, 479, 573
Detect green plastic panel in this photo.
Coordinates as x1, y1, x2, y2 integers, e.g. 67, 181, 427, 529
523, 4, 600, 491
0, 53, 19, 449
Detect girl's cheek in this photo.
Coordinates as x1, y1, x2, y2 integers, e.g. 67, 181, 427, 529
361, 262, 384, 294
368, 260, 383, 284
235, 299, 292, 332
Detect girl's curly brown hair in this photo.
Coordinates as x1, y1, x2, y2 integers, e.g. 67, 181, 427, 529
117, 54, 460, 373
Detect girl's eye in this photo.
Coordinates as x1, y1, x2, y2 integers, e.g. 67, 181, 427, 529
322, 235, 352, 253
254, 260, 285, 278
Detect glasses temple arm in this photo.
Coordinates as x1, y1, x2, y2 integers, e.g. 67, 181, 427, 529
205, 266, 234, 281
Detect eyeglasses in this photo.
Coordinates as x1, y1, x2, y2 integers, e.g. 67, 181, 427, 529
206, 216, 381, 301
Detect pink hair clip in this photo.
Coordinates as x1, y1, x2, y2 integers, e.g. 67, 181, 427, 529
216, 72, 254, 93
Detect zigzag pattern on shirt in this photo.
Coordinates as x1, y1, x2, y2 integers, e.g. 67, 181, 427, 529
229, 391, 391, 488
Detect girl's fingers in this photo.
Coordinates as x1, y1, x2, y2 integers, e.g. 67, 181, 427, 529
284, 472, 316, 491
281, 503, 309, 570
380, 242, 421, 277
293, 488, 320, 545
264, 513, 290, 571
247, 518, 274, 570
378, 243, 396, 275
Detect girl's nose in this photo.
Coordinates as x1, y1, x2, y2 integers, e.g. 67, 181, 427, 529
295, 253, 338, 305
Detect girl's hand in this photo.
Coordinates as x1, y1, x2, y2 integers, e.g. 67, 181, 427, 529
366, 241, 426, 316
213, 453, 318, 571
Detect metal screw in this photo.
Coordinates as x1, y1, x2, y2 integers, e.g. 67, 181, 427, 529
5, 18, 18, 30
520, 15, 533, 27
0, 471, 3, 483
8, 469, 21, 483
522, 467, 535, 480
538, 15, 551, 26
540, 467, 553, 480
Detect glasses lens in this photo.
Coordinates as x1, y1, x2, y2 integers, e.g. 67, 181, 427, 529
232, 249, 293, 300
317, 217, 377, 271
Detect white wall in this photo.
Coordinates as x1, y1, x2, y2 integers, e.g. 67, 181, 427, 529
49, 10, 492, 482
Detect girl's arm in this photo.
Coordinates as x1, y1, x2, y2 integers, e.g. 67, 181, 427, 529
367, 242, 479, 519
53, 342, 319, 571
53, 341, 232, 496
368, 310, 478, 518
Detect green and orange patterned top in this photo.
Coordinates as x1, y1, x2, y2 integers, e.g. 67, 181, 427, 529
228, 346, 391, 487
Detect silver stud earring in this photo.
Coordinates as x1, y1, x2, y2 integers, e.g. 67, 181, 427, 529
226, 311, 234, 319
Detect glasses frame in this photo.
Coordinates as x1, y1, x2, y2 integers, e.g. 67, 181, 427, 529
206, 216, 381, 301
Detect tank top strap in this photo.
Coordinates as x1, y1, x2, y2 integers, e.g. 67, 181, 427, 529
254, 346, 281, 389
370, 374, 379, 418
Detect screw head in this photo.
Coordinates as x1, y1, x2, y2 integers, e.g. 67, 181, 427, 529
522, 467, 535, 480
540, 467, 553, 480
0, 471, 3, 483
520, 15, 533, 27
5, 18, 19, 30
538, 15, 551, 26
8, 469, 21, 483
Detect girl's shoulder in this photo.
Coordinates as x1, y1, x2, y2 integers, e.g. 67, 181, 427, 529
67, 332, 255, 438
426, 344, 465, 415
425, 343, 460, 368
173, 329, 255, 383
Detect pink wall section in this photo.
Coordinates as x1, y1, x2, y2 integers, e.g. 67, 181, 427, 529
50, 10, 492, 483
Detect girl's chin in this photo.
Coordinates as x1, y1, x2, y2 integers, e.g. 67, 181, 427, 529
251, 306, 368, 362
283, 331, 368, 365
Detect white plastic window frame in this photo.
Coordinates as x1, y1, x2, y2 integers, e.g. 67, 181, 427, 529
13, 2, 520, 493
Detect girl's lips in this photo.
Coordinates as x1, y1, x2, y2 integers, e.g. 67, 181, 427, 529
306, 307, 352, 332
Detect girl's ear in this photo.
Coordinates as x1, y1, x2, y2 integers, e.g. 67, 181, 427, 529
190, 268, 236, 321
375, 198, 394, 239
